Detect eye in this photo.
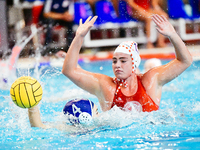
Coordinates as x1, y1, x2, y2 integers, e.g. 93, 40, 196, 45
112, 60, 117, 64
121, 60, 127, 63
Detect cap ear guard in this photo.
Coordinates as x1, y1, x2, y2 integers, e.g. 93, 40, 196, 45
134, 52, 141, 68
78, 112, 93, 125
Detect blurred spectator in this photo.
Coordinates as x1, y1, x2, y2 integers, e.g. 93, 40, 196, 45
86, 0, 98, 14
111, 0, 120, 15
125, 0, 168, 49
144, 58, 162, 72
40, 0, 74, 55
135, 58, 162, 74
55, 50, 67, 58
86, 0, 118, 14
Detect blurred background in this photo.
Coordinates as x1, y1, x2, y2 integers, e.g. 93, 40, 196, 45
0, 0, 200, 59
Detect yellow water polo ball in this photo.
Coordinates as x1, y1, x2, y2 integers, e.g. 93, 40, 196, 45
10, 76, 43, 108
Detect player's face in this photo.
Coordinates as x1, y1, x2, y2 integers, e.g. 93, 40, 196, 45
112, 52, 132, 79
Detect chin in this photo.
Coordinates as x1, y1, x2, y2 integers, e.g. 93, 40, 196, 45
115, 75, 125, 80
116, 73, 132, 80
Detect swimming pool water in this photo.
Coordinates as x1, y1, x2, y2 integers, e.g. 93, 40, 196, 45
0, 59, 200, 149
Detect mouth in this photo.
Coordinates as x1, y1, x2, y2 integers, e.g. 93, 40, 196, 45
115, 70, 122, 74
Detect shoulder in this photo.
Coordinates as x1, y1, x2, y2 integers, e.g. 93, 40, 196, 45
83, 72, 114, 89
140, 67, 160, 86
95, 74, 115, 93
97, 74, 114, 85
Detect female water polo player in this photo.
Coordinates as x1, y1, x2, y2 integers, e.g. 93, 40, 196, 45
62, 14, 193, 112
28, 99, 99, 130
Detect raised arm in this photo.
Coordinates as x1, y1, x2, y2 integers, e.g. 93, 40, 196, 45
62, 16, 104, 95
28, 106, 47, 129
152, 14, 193, 85
62, 16, 97, 73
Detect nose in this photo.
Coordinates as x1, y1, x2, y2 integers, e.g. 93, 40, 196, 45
113, 61, 120, 69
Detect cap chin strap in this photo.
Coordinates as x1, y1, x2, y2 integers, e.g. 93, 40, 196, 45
113, 70, 136, 96
113, 77, 128, 96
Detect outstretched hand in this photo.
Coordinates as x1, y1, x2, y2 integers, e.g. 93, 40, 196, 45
152, 14, 176, 37
76, 16, 98, 37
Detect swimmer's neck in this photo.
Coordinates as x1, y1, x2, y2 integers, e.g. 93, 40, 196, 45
126, 73, 137, 84
122, 73, 138, 92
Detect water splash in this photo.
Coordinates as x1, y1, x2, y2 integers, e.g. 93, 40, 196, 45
0, 25, 39, 90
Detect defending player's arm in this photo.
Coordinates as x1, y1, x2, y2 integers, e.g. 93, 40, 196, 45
62, 16, 101, 95
28, 106, 47, 129
152, 14, 193, 85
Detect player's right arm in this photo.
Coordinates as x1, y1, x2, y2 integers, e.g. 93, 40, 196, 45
62, 16, 102, 96
28, 106, 48, 129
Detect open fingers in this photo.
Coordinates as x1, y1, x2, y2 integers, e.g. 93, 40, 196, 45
84, 16, 92, 24
156, 15, 165, 22
79, 18, 83, 25
152, 14, 168, 24
84, 16, 98, 25
89, 16, 98, 25
161, 15, 168, 22
79, 16, 97, 26
152, 14, 161, 24
152, 15, 160, 26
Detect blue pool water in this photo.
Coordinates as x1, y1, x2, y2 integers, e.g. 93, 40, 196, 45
0, 59, 200, 149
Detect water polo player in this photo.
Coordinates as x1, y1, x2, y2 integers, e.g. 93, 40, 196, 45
63, 98, 99, 125
28, 99, 99, 129
62, 15, 193, 112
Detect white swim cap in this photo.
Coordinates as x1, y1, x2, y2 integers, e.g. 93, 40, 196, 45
114, 41, 141, 72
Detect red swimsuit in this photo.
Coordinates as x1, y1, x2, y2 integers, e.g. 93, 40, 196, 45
111, 76, 159, 112
134, 0, 151, 10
